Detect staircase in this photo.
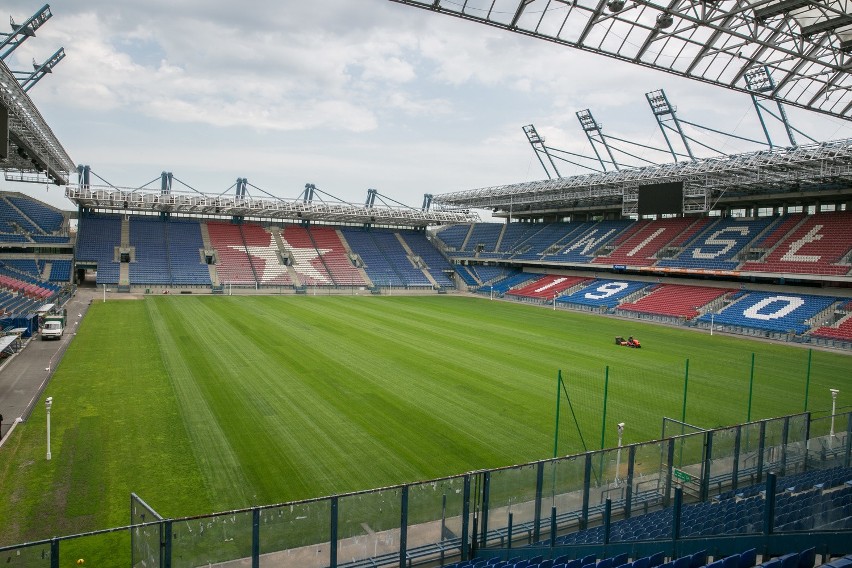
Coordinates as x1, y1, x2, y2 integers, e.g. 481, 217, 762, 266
41, 262, 52, 281
199, 223, 219, 286
270, 228, 302, 287
395, 233, 438, 287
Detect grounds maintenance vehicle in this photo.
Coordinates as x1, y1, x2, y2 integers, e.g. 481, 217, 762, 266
41, 313, 66, 340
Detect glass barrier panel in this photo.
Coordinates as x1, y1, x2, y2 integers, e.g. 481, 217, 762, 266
762, 417, 787, 475
259, 499, 331, 568
484, 463, 539, 549
171, 510, 253, 567
673, 431, 706, 505
588, 448, 627, 526
542, 454, 587, 546
630, 441, 667, 516
707, 426, 738, 500
808, 414, 850, 469
406, 477, 467, 566
786, 414, 810, 474
131, 521, 162, 568
65, 530, 130, 568
337, 487, 401, 567
0, 542, 52, 567
738, 422, 763, 489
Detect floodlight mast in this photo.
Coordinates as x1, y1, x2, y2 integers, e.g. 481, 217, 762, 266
744, 65, 797, 148
522, 125, 560, 179
0, 4, 52, 60
646, 90, 695, 163
576, 109, 619, 172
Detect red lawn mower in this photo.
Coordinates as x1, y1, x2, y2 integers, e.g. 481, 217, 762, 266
615, 336, 641, 348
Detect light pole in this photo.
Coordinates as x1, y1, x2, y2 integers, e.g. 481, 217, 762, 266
829, 389, 840, 447
490, 285, 493, 300
615, 422, 625, 483
710, 313, 715, 336
45, 397, 53, 460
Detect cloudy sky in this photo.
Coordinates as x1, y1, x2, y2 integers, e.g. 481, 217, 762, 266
4, 0, 852, 213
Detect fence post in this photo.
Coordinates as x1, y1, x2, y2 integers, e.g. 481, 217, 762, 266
845, 413, 852, 469
330, 496, 339, 568
461, 475, 471, 561
732, 425, 742, 492
625, 445, 636, 519
534, 461, 544, 544
756, 421, 767, 484
763, 473, 777, 535
700, 430, 713, 502
747, 353, 755, 422
576, 453, 589, 531
681, 359, 690, 426
554, 370, 562, 458
163, 520, 172, 568
600, 366, 609, 451
803, 349, 813, 412
481, 471, 491, 550
664, 439, 675, 508
507, 512, 514, 551
399, 485, 408, 568
603, 499, 612, 545
252, 508, 260, 568
50, 538, 59, 568
780, 416, 790, 476
672, 487, 683, 541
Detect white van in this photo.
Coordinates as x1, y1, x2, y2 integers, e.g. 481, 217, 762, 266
41, 319, 64, 340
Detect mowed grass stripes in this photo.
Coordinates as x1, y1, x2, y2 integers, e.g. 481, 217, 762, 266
0, 295, 850, 550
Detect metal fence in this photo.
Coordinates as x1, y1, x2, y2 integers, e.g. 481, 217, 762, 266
2, 412, 850, 568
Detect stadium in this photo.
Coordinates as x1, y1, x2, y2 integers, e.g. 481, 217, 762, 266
0, 1, 851, 568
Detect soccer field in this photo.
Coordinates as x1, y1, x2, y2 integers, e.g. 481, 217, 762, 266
1, 294, 850, 549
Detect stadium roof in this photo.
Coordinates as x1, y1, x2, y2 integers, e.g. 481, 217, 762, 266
387, 0, 852, 120
432, 138, 852, 216
64, 185, 481, 227
0, 58, 74, 186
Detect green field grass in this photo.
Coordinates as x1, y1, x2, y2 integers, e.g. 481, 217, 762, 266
1, 294, 850, 553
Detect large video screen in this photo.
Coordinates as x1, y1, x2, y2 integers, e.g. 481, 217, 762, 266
637, 181, 683, 216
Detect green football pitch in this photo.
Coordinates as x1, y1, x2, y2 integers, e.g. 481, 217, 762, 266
0, 294, 850, 550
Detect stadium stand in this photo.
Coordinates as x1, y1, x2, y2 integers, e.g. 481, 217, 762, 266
471, 265, 517, 285
545, 220, 633, 263
657, 217, 775, 270
400, 230, 455, 288
592, 218, 693, 267
740, 212, 852, 276
239, 224, 292, 286
207, 221, 259, 286
42, 259, 72, 282
280, 224, 334, 286
753, 214, 806, 249
556, 467, 852, 545
75, 214, 122, 285
6, 194, 64, 233
342, 229, 432, 287
341, 228, 404, 287
466, 223, 504, 254
168, 219, 212, 286
436, 224, 472, 252
306, 226, 366, 287
703, 291, 839, 334
483, 271, 540, 295
455, 264, 479, 287
557, 279, 651, 309
129, 216, 171, 285
618, 285, 732, 319
811, 313, 852, 342
512, 223, 594, 260
507, 275, 591, 300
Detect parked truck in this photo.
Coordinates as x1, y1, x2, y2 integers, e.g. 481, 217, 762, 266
41, 313, 66, 340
